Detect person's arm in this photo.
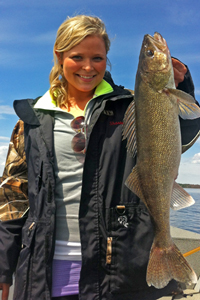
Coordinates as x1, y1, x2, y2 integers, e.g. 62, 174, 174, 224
0, 120, 28, 221
172, 57, 197, 100
172, 58, 200, 150
172, 58, 187, 88
0, 120, 29, 299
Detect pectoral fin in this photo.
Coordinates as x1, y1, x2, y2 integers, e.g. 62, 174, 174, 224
122, 100, 137, 157
167, 88, 195, 103
178, 101, 200, 120
167, 88, 200, 120
170, 181, 195, 210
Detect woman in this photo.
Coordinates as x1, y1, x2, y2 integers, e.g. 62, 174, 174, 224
0, 15, 199, 300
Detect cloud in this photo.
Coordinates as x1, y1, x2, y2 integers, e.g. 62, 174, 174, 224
0, 10, 56, 68
0, 49, 24, 68
0, 106, 15, 119
0, 144, 9, 175
178, 159, 200, 184
0, 137, 10, 141
192, 153, 200, 164
176, 54, 200, 64
167, 34, 200, 48
0, 105, 15, 114
0, 145, 8, 156
195, 89, 200, 96
0, 0, 123, 8
166, 3, 200, 27
31, 32, 56, 44
0, 31, 56, 45
0, 105, 15, 120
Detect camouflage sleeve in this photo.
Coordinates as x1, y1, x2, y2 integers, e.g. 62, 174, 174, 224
0, 120, 29, 221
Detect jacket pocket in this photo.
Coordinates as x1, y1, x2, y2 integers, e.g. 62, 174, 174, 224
13, 220, 36, 300
103, 204, 154, 294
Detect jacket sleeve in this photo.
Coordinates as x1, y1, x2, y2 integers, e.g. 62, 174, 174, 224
0, 120, 29, 284
177, 65, 200, 151
0, 120, 29, 221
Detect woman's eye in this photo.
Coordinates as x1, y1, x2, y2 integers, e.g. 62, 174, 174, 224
93, 57, 103, 61
72, 56, 82, 60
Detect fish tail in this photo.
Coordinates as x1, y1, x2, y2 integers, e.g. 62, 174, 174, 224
146, 240, 197, 289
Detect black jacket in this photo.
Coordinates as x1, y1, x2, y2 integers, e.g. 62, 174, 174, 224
0, 71, 200, 300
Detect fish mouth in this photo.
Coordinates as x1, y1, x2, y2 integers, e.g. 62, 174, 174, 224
145, 32, 167, 52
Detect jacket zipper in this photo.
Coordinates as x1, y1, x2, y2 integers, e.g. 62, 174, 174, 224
106, 237, 113, 265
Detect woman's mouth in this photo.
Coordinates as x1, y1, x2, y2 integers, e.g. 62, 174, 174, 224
77, 74, 96, 82
78, 74, 95, 79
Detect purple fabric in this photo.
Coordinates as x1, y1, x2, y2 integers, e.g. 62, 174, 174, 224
52, 260, 81, 297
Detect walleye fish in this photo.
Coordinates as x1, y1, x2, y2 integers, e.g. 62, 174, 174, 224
123, 32, 200, 289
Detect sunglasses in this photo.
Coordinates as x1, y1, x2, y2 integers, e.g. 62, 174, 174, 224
70, 116, 86, 154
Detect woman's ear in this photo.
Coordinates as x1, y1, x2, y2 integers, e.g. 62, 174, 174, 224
55, 50, 63, 64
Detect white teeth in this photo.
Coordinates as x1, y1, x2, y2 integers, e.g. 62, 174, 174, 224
79, 75, 94, 79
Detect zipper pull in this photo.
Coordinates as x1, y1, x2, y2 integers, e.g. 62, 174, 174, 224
106, 237, 113, 265
28, 222, 35, 236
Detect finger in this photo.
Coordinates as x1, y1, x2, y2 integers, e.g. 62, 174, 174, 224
172, 59, 187, 87
173, 68, 184, 87
172, 58, 187, 73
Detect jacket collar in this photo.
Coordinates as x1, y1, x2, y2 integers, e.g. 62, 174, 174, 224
33, 79, 114, 111
14, 74, 132, 125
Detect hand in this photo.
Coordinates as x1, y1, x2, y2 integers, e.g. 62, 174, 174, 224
172, 58, 187, 87
0, 283, 10, 300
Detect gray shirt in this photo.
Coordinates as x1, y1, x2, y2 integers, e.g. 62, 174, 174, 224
54, 111, 84, 242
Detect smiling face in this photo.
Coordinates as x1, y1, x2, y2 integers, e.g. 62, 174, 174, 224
57, 35, 107, 98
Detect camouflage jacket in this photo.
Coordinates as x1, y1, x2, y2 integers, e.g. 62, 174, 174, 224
0, 120, 29, 221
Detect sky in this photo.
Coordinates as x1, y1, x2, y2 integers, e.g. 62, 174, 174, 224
0, 0, 200, 184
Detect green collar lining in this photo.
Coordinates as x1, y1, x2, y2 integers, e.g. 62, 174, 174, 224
34, 79, 113, 111
93, 79, 113, 97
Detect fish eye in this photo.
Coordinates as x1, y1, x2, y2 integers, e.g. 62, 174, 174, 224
146, 49, 154, 57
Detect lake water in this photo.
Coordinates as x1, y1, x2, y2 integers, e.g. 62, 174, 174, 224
170, 188, 200, 234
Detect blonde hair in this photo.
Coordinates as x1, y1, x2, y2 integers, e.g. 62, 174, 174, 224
49, 15, 111, 108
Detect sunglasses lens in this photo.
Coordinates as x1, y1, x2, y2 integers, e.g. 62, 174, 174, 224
71, 116, 85, 130
71, 132, 85, 153
71, 116, 86, 154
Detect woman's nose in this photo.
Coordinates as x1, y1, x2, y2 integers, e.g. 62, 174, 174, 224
82, 59, 94, 71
